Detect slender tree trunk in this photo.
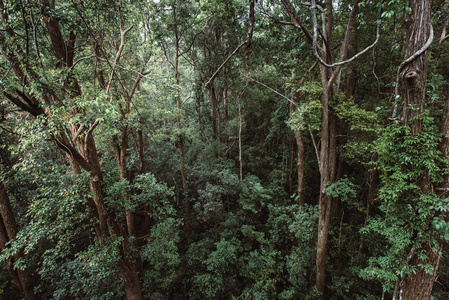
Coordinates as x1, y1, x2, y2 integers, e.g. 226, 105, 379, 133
135, 129, 151, 233
295, 131, 305, 206
173, 4, 191, 237
238, 98, 243, 182
210, 84, 218, 140
290, 91, 305, 206
113, 128, 136, 239
288, 138, 295, 195
359, 154, 378, 252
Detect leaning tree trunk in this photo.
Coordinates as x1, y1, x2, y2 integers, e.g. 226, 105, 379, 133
399, 0, 440, 299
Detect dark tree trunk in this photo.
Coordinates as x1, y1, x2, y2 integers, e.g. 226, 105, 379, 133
0, 182, 39, 300
210, 84, 218, 140
398, 1, 439, 298
401, 245, 440, 300
316, 68, 332, 295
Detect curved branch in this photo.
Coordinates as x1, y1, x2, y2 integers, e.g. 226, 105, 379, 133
312, 0, 380, 68
394, 23, 434, 99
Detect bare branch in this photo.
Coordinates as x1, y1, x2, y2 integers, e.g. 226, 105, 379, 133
245, 76, 298, 108
204, 41, 246, 87
312, 0, 380, 69
181, 95, 192, 107
70, 55, 95, 71
72, 124, 86, 143
106, 24, 134, 94
309, 128, 321, 169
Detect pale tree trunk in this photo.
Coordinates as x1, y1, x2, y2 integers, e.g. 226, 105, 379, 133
290, 92, 305, 206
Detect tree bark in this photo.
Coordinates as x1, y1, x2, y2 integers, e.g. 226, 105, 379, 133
398, 1, 439, 299
0, 182, 39, 300
290, 92, 305, 206
400, 0, 432, 135
401, 245, 440, 300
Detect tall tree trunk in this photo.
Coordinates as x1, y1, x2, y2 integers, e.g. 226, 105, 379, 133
295, 131, 305, 206
210, 84, 218, 140
290, 92, 305, 206
316, 63, 332, 295
173, 4, 191, 237
399, 1, 438, 298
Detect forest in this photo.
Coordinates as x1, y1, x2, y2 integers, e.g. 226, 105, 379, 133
0, 0, 448, 299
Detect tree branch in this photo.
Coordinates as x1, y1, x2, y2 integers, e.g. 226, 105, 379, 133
280, 0, 314, 44
106, 25, 134, 94
204, 41, 246, 87
312, 0, 380, 69
245, 76, 298, 108
393, 23, 434, 100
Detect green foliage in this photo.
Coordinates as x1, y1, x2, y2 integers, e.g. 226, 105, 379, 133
287, 99, 322, 132
1, 0, 449, 298
333, 95, 380, 162
130, 173, 176, 221
142, 218, 181, 298
361, 111, 448, 291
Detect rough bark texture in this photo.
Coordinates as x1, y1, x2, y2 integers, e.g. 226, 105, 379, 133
316, 69, 332, 296
400, 0, 432, 134
401, 245, 440, 300
399, 1, 440, 299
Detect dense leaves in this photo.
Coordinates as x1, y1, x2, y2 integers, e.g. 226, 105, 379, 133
0, 0, 448, 299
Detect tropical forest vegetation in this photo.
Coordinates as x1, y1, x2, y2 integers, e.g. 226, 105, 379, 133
0, 0, 448, 299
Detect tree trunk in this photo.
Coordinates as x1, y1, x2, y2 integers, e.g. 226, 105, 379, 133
295, 131, 305, 206
316, 66, 332, 295
0, 182, 39, 300
290, 91, 305, 206
359, 154, 378, 253
401, 245, 440, 300
400, 0, 432, 135
398, 1, 438, 298
210, 84, 218, 140
118, 259, 144, 300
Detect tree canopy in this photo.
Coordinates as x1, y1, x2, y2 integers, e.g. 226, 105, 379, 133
1, 0, 449, 299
